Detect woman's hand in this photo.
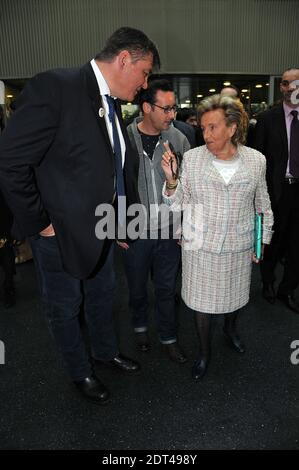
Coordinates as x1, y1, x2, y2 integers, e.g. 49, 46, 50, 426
161, 141, 178, 183
252, 244, 265, 264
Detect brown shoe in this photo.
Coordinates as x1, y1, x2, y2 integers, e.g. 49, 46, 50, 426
164, 342, 187, 364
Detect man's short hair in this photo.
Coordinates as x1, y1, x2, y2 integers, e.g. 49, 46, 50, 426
138, 79, 174, 107
176, 108, 196, 123
220, 84, 240, 98
95, 27, 160, 70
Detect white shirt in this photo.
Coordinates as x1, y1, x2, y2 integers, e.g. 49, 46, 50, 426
212, 156, 240, 184
90, 59, 125, 167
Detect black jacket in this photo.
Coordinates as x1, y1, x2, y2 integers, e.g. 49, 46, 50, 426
252, 104, 288, 206
0, 63, 140, 278
0, 189, 13, 238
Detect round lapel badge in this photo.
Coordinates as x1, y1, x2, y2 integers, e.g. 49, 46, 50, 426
99, 107, 105, 118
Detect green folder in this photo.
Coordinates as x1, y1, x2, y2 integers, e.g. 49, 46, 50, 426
254, 213, 263, 260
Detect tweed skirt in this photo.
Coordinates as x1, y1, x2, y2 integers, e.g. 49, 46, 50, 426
181, 248, 253, 314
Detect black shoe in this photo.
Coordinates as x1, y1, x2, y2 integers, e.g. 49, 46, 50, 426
4, 288, 16, 308
164, 342, 187, 364
135, 332, 150, 352
262, 283, 275, 304
95, 354, 141, 373
277, 293, 299, 314
74, 375, 110, 405
223, 328, 245, 354
192, 357, 209, 380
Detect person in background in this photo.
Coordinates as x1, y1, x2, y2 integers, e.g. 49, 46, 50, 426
220, 84, 240, 99
176, 108, 198, 129
119, 79, 190, 363
161, 94, 273, 380
175, 107, 205, 147
0, 27, 160, 404
253, 67, 299, 313
0, 189, 16, 308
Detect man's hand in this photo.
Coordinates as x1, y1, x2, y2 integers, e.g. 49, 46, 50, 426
117, 240, 129, 250
40, 223, 55, 237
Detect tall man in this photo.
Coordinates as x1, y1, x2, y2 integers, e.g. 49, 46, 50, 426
118, 80, 190, 362
0, 27, 160, 403
253, 68, 299, 313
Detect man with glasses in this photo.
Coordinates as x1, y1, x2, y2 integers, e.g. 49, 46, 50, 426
253, 68, 299, 313
118, 79, 190, 362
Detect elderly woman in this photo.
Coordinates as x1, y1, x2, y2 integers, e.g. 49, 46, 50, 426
161, 95, 273, 380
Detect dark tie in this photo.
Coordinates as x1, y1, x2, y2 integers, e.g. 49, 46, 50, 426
105, 95, 126, 197
290, 110, 299, 178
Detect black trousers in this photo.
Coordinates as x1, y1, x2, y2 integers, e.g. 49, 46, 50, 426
30, 236, 118, 381
260, 182, 299, 294
0, 243, 15, 289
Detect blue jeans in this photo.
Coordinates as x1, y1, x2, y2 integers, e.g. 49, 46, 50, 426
30, 236, 118, 381
122, 238, 181, 344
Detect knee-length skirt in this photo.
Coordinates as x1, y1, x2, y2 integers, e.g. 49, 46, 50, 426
181, 249, 253, 314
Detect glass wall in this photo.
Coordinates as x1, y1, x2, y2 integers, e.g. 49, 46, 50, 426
1, 74, 284, 125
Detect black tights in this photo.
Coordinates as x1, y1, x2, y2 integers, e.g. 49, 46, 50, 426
194, 309, 241, 359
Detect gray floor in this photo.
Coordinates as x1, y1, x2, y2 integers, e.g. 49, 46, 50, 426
0, 249, 298, 450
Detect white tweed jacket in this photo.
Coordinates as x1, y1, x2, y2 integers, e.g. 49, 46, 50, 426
163, 145, 274, 253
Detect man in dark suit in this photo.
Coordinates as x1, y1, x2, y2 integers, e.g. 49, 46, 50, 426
0, 27, 160, 404
253, 67, 299, 313
0, 189, 16, 308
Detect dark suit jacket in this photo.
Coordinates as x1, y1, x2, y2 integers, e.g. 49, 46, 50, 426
173, 120, 196, 148
0, 189, 13, 238
252, 104, 288, 206
0, 63, 139, 279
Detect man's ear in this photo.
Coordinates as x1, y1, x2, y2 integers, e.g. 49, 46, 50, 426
143, 102, 152, 114
118, 50, 130, 68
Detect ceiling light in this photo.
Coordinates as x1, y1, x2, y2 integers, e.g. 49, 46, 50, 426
223, 81, 231, 86
209, 89, 216, 93
255, 84, 263, 88
241, 89, 248, 93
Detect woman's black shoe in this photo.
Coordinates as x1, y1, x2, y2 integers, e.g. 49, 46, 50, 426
192, 357, 209, 380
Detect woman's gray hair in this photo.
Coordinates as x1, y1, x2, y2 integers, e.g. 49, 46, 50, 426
197, 94, 249, 146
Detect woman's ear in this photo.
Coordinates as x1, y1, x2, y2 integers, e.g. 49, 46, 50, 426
230, 122, 237, 137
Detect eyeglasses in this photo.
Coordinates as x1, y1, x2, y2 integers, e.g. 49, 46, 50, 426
281, 80, 299, 87
151, 103, 178, 114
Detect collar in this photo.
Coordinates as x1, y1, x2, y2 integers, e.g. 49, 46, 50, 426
283, 101, 299, 117
90, 59, 112, 97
